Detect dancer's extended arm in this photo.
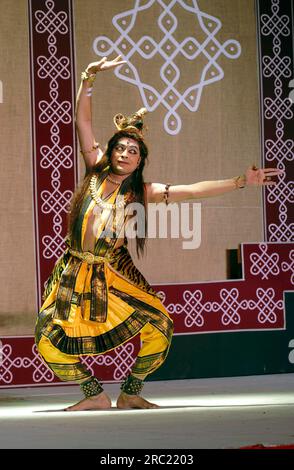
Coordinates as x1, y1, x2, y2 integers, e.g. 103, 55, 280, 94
146, 166, 284, 203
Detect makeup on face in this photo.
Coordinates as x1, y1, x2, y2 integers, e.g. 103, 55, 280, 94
110, 138, 141, 175
114, 139, 140, 157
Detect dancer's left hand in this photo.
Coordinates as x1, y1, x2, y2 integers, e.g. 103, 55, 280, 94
245, 166, 284, 186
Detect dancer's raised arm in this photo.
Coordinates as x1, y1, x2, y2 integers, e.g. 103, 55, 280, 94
75, 56, 126, 171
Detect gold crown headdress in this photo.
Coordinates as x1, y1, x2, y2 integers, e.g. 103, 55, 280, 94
113, 107, 148, 138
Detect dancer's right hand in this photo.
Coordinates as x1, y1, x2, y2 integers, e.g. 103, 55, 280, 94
86, 55, 126, 74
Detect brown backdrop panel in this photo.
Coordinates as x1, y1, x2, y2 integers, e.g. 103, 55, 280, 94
0, 0, 36, 335
74, 0, 262, 285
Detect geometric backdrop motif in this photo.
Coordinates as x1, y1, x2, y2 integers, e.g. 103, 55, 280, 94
29, 0, 77, 308
93, 0, 242, 135
257, 0, 294, 242
159, 243, 292, 333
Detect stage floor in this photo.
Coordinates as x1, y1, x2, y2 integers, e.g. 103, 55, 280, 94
0, 373, 294, 449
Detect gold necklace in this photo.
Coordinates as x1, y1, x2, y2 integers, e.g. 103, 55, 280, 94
107, 174, 122, 185
90, 175, 125, 210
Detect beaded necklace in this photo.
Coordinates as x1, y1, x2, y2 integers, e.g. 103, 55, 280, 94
89, 174, 125, 210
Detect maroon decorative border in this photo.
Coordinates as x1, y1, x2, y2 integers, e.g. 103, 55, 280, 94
29, 0, 77, 308
257, 0, 294, 241
157, 243, 292, 333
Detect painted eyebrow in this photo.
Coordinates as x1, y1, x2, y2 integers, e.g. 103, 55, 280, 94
117, 143, 139, 150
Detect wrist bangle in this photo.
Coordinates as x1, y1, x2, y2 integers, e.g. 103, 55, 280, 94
163, 183, 171, 204
80, 142, 100, 156
234, 175, 246, 189
81, 69, 96, 87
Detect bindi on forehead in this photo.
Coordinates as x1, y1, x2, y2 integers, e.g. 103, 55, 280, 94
118, 139, 139, 150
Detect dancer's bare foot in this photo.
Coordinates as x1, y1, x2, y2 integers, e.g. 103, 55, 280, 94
65, 391, 112, 411
116, 392, 159, 409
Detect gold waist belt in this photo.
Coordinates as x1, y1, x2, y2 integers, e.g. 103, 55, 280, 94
69, 248, 110, 265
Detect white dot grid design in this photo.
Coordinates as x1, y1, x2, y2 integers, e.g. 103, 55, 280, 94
260, 0, 294, 242
249, 243, 280, 280
281, 249, 294, 285
247, 288, 283, 324
92, 0, 241, 135
0, 343, 54, 385
248, 243, 294, 286
162, 290, 205, 328
0, 340, 135, 385
213, 289, 245, 326
160, 286, 283, 328
35, 0, 74, 260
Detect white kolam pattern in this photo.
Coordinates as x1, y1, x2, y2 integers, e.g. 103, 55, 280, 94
93, 0, 241, 135
0, 343, 54, 385
281, 249, 294, 285
260, 0, 294, 241
160, 286, 283, 329
0, 340, 135, 385
249, 243, 280, 279
81, 343, 136, 381
35, 0, 74, 261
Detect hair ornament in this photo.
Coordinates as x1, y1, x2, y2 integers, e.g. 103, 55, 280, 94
113, 107, 148, 137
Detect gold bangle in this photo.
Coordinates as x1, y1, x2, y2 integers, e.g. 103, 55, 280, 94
80, 142, 100, 156
234, 175, 246, 189
81, 69, 96, 86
